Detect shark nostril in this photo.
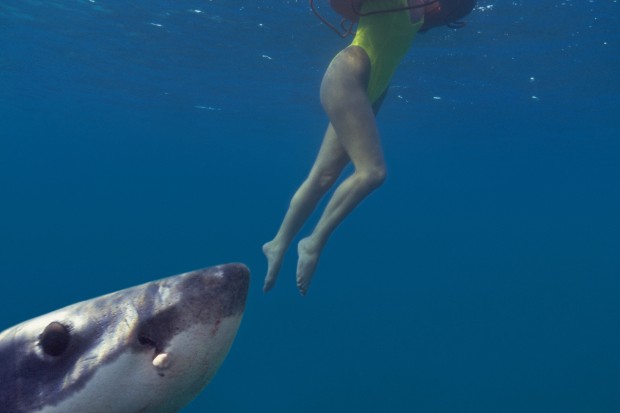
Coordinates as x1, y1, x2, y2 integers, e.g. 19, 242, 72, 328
138, 335, 157, 349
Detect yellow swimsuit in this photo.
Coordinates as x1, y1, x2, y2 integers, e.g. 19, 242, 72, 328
351, 0, 423, 103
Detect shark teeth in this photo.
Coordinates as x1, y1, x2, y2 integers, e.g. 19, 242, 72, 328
153, 352, 171, 370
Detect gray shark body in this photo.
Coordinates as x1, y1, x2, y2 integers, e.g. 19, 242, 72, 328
0, 263, 250, 413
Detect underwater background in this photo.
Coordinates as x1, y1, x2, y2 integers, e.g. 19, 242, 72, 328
1, 0, 619, 412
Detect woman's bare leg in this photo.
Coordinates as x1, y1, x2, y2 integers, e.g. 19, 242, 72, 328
263, 124, 350, 292
296, 46, 385, 295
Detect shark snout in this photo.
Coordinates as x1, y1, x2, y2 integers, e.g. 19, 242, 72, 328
217, 263, 250, 296
178, 263, 250, 319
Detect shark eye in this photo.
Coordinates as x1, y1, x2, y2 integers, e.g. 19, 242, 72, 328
40, 322, 71, 357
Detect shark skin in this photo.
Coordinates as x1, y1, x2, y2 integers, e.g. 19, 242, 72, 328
0, 263, 250, 413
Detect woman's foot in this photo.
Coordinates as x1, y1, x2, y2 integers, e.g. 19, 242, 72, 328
296, 238, 321, 296
263, 240, 285, 292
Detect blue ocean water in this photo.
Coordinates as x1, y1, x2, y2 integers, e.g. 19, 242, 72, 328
1, 0, 619, 411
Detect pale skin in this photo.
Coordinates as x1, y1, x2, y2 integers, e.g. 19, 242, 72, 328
263, 3, 426, 295
263, 45, 385, 296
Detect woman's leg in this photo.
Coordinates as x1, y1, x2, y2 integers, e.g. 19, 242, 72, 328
263, 123, 350, 292
296, 46, 385, 295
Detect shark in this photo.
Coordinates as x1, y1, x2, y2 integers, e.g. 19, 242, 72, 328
0, 263, 250, 413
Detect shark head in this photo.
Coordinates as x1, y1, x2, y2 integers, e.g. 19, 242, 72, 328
0, 263, 250, 413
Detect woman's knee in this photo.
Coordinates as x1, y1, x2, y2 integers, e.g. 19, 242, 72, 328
357, 165, 386, 190
290, 171, 339, 209
311, 170, 340, 192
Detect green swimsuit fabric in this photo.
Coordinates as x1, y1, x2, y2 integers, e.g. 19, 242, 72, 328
351, 0, 423, 103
